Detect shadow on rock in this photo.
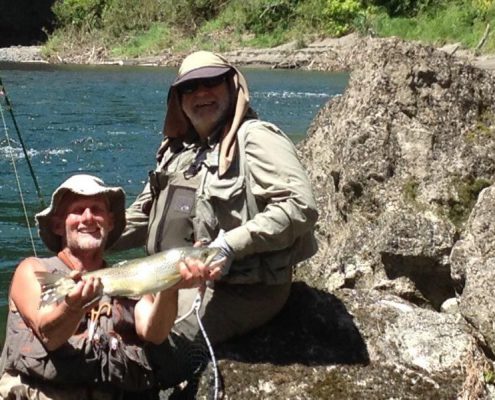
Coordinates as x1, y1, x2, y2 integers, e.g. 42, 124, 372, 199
216, 281, 369, 366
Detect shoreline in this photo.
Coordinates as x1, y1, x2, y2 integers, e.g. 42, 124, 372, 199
2, 35, 495, 72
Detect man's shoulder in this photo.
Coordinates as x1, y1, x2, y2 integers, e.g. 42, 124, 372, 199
18, 255, 64, 272
239, 119, 289, 144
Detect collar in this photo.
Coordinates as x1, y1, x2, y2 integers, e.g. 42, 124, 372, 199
57, 250, 107, 271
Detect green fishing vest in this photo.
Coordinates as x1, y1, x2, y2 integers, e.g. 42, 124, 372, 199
0, 257, 154, 392
145, 120, 317, 285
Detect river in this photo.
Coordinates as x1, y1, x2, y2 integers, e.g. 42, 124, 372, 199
0, 62, 348, 341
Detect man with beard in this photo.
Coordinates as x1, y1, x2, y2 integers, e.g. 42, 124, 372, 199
0, 174, 216, 399
114, 51, 319, 395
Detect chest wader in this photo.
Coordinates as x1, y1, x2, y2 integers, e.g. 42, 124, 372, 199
147, 152, 206, 254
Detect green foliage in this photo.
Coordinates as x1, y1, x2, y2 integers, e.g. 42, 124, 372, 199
101, 0, 165, 38
447, 177, 491, 228
47, 0, 495, 58
466, 110, 495, 141
370, 0, 495, 51
484, 368, 495, 384
52, 0, 106, 30
473, 0, 495, 13
293, 0, 328, 31
367, 0, 437, 17
111, 23, 173, 57
403, 178, 419, 203
323, 0, 367, 36
240, 0, 300, 35
158, 0, 227, 34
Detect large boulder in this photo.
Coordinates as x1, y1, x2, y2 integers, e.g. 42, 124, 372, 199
451, 186, 495, 354
297, 36, 495, 311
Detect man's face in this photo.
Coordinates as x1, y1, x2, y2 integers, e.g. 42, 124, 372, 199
179, 74, 231, 139
54, 194, 114, 253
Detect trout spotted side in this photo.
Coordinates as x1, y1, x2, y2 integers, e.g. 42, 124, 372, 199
36, 246, 220, 308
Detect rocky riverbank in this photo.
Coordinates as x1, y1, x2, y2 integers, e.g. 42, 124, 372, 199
2, 34, 495, 73
211, 36, 495, 399
0, 45, 45, 63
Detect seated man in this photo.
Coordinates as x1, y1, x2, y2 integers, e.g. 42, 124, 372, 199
0, 174, 216, 399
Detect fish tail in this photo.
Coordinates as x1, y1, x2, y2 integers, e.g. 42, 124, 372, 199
34, 271, 77, 308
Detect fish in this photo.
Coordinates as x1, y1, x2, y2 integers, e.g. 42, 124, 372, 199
36, 246, 220, 308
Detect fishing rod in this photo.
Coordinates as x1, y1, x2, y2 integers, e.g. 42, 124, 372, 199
0, 77, 46, 209
0, 76, 46, 256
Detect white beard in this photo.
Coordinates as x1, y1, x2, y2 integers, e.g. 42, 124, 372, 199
67, 231, 108, 252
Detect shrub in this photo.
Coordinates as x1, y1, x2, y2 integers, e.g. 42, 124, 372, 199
52, 0, 106, 30
323, 0, 367, 36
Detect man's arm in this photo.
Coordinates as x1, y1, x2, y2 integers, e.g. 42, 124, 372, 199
134, 256, 220, 344
111, 183, 152, 251
10, 258, 101, 351
224, 123, 318, 259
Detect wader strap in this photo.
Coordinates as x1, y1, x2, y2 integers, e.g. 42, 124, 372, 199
0, 314, 10, 375
149, 170, 169, 199
237, 120, 262, 219
236, 120, 268, 282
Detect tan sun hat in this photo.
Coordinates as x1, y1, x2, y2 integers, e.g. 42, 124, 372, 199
171, 50, 233, 87
35, 174, 126, 253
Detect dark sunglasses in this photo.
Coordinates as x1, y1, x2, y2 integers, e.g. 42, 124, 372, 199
178, 74, 227, 94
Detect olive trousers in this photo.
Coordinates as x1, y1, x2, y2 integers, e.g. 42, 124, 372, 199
148, 281, 292, 389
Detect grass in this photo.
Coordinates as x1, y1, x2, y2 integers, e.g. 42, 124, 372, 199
44, 0, 495, 60
370, 3, 495, 52
111, 23, 174, 58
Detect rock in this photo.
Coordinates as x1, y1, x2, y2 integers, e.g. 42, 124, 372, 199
450, 185, 495, 354
0, 46, 45, 63
440, 297, 460, 314
203, 284, 492, 399
285, 36, 495, 399
298, 37, 495, 305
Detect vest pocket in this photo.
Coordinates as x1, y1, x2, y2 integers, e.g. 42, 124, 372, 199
13, 329, 98, 384
202, 173, 247, 233
204, 173, 245, 201
106, 336, 154, 391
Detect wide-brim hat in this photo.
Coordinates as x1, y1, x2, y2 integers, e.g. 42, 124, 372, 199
35, 174, 126, 253
171, 51, 233, 88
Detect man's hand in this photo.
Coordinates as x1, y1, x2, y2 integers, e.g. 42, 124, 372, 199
208, 229, 234, 276
174, 257, 211, 290
64, 271, 103, 311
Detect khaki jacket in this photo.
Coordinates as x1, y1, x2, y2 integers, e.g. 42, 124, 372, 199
115, 119, 318, 284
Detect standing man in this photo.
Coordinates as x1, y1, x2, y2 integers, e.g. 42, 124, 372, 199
114, 51, 318, 391
0, 174, 213, 399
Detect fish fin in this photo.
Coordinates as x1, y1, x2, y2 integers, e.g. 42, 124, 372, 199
113, 260, 129, 268
34, 271, 76, 308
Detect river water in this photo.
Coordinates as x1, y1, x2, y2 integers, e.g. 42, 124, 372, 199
0, 62, 348, 339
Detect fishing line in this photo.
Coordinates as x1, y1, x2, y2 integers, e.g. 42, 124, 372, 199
174, 290, 220, 400
193, 293, 220, 400
0, 89, 38, 256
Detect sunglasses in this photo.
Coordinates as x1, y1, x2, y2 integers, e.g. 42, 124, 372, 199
178, 74, 227, 94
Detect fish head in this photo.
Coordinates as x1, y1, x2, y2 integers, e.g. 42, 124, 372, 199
182, 246, 221, 267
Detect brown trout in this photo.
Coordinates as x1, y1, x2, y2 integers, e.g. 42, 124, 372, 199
36, 246, 220, 307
